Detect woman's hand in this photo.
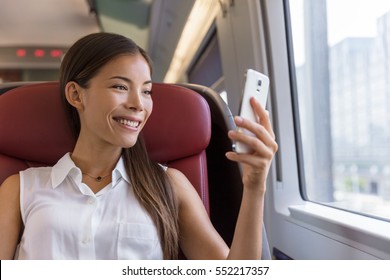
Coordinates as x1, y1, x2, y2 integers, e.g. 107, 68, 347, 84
225, 96, 278, 193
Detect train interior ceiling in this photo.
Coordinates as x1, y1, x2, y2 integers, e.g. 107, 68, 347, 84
0, 0, 204, 83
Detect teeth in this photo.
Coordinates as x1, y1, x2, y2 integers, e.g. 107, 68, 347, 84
118, 118, 139, 128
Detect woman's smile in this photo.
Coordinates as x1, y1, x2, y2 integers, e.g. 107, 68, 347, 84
113, 116, 142, 130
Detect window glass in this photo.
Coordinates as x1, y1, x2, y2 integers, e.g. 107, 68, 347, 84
188, 33, 223, 88
288, 0, 390, 220
187, 32, 227, 102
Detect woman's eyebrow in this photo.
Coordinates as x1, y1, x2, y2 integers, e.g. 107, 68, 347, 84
109, 76, 131, 83
109, 76, 152, 85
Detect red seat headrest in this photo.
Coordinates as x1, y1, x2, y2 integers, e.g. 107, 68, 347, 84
143, 83, 211, 163
0, 82, 74, 165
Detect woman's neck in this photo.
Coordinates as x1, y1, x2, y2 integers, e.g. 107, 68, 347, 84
70, 139, 122, 179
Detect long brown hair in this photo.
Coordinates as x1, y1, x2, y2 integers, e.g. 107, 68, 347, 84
59, 32, 179, 259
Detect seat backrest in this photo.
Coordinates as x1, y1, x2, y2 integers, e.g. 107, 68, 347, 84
0, 82, 211, 212
179, 83, 241, 245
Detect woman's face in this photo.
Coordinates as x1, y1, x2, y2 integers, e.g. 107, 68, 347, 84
74, 54, 153, 149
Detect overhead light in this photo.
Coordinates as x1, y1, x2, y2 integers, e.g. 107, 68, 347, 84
34, 49, 45, 58
164, 0, 219, 83
50, 50, 63, 58
16, 49, 27, 57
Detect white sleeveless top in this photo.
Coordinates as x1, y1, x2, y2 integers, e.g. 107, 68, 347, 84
17, 153, 163, 260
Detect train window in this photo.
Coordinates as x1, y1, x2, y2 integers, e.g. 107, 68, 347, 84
288, 0, 390, 220
187, 32, 223, 89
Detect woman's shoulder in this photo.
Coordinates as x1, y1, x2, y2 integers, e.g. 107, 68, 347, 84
0, 166, 51, 195
164, 167, 200, 203
165, 167, 188, 184
1, 173, 20, 186
20, 166, 52, 175
0, 174, 20, 199
158, 164, 188, 185
18, 166, 53, 185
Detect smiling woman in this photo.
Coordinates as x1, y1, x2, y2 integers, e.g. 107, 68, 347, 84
14, 32, 179, 260
0, 32, 278, 260
63, 54, 153, 150
1, 0, 390, 264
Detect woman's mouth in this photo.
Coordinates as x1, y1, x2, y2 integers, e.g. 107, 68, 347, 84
114, 117, 140, 128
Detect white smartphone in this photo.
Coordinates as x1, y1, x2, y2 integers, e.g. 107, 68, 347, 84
234, 69, 270, 154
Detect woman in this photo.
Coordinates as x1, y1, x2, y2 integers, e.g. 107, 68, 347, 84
0, 32, 278, 260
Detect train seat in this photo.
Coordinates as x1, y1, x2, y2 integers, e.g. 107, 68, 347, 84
0, 82, 211, 213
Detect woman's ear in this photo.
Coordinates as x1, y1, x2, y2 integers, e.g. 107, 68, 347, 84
65, 81, 84, 110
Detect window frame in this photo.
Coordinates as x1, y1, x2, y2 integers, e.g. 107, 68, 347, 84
262, 0, 390, 259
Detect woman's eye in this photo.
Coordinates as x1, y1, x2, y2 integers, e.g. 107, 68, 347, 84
113, 85, 128, 91
143, 90, 152, 96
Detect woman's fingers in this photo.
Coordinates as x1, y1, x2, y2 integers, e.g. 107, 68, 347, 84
232, 115, 276, 151
249, 97, 275, 139
226, 97, 278, 190
227, 96, 278, 161
228, 128, 277, 161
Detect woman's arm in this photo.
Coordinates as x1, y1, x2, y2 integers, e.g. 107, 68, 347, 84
224, 97, 278, 259
171, 97, 278, 260
0, 174, 22, 259
168, 168, 229, 260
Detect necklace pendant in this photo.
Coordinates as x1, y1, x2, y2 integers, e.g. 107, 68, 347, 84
96, 176, 102, 182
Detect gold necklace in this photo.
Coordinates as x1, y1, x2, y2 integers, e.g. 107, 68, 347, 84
82, 172, 111, 182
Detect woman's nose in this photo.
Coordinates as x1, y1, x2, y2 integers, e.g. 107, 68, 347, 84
126, 90, 144, 111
